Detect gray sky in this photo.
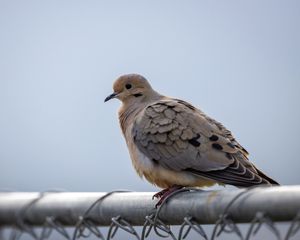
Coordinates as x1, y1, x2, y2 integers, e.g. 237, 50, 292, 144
0, 0, 299, 193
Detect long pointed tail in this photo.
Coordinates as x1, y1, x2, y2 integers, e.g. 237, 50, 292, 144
254, 167, 280, 185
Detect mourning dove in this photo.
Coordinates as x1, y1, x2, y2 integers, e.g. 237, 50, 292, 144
105, 74, 279, 203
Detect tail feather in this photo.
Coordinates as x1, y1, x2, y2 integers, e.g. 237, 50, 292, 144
254, 167, 280, 185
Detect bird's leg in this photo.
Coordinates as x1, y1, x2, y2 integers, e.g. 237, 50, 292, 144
153, 185, 183, 207
152, 188, 169, 200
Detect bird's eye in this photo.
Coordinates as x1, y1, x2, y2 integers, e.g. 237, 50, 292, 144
125, 83, 132, 89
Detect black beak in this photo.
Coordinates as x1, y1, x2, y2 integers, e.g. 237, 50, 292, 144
104, 92, 118, 102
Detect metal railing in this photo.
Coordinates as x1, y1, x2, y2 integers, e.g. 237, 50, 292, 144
0, 186, 300, 240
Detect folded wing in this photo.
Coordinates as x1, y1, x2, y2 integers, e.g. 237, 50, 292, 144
133, 98, 278, 187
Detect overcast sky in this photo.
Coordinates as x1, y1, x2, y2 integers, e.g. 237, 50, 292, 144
0, 1, 299, 193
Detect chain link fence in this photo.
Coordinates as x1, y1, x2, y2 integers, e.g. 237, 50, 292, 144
0, 186, 300, 240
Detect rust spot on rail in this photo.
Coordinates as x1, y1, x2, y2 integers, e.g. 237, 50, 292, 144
206, 191, 219, 204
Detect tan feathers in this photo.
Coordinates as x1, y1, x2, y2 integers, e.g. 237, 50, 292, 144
105, 74, 279, 188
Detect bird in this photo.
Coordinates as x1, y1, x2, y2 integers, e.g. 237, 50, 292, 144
105, 74, 279, 205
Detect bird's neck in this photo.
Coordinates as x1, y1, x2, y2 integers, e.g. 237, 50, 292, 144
118, 93, 163, 136
118, 103, 144, 136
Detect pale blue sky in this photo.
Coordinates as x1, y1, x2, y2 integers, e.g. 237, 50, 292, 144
0, 0, 299, 192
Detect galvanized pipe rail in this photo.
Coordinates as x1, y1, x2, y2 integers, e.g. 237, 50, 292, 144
0, 186, 299, 227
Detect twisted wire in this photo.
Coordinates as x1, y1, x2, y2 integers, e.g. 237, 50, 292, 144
0, 189, 299, 240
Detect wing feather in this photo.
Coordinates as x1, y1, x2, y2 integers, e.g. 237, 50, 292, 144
133, 98, 278, 186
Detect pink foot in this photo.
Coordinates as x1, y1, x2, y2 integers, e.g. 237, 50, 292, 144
152, 188, 169, 200
153, 185, 183, 208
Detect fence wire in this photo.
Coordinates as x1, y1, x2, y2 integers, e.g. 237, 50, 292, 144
0, 186, 300, 240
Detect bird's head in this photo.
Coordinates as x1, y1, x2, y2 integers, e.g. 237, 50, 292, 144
105, 74, 159, 104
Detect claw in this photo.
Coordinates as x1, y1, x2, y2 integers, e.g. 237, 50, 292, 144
152, 189, 169, 200
152, 185, 183, 208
